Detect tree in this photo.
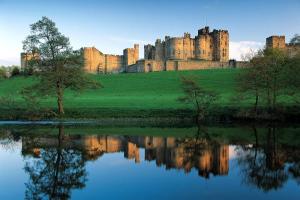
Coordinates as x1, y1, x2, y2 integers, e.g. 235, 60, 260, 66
11, 66, 20, 77
285, 53, 300, 104
262, 48, 288, 110
237, 52, 264, 113
290, 34, 300, 45
237, 48, 289, 113
237, 126, 288, 191
24, 125, 87, 199
0, 67, 6, 79
178, 76, 217, 122
22, 17, 99, 116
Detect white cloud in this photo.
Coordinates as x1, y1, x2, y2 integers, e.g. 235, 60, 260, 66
230, 41, 264, 61
0, 59, 19, 66
108, 36, 151, 45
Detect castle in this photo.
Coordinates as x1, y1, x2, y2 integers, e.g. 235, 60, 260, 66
266, 35, 300, 57
84, 26, 231, 73
20, 26, 299, 73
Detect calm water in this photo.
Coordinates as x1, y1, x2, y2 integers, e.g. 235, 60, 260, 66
0, 124, 300, 199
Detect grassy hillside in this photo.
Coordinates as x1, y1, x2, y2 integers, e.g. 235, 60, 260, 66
0, 69, 240, 109
0, 68, 297, 119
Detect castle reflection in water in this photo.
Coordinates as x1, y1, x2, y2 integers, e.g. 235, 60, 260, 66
21, 135, 229, 179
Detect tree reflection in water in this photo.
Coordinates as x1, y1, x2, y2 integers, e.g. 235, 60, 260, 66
23, 125, 87, 200
235, 126, 300, 191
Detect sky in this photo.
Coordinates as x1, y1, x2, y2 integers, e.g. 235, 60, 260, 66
0, 0, 299, 65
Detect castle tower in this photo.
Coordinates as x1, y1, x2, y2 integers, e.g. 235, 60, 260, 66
83, 47, 105, 73
212, 29, 229, 62
155, 39, 165, 60
266, 36, 286, 49
20, 52, 40, 69
144, 44, 155, 60
21, 53, 30, 69
134, 44, 139, 61
183, 32, 194, 60
195, 27, 213, 60
123, 44, 140, 68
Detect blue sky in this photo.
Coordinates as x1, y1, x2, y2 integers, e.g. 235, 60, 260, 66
0, 0, 299, 65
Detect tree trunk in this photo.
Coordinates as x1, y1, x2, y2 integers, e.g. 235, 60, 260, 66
56, 81, 64, 115
254, 89, 259, 115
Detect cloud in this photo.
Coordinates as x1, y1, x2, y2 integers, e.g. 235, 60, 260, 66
108, 36, 152, 45
0, 59, 19, 66
230, 41, 264, 61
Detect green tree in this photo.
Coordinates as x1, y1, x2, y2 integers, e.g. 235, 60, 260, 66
238, 48, 289, 112
178, 75, 217, 122
237, 52, 265, 113
22, 17, 99, 116
11, 66, 20, 77
0, 67, 6, 79
261, 48, 288, 110
285, 52, 300, 104
290, 34, 300, 45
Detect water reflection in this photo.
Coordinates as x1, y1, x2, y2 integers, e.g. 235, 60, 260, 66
22, 126, 229, 179
23, 126, 87, 200
236, 126, 300, 191
1, 125, 300, 199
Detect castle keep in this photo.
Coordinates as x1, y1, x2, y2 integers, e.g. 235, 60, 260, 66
129, 26, 230, 73
145, 26, 229, 62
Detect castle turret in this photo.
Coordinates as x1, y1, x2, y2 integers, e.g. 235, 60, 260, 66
195, 27, 213, 60
144, 44, 155, 60
155, 39, 165, 60
211, 29, 229, 62
123, 44, 140, 67
266, 36, 286, 49
134, 44, 139, 61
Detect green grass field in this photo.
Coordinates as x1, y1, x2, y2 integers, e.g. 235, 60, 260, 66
0, 68, 298, 119
0, 69, 240, 109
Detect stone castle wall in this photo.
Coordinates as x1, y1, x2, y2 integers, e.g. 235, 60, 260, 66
286, 44, 300, 57
127, 59, 233, 73
83, 47, 105, 72
105, 54, 123, 73
144, 26, 229, 63
20, 52, 39, 69
83, 44, 139, 73
266, 36, 286, 49
266, 36, 300, 58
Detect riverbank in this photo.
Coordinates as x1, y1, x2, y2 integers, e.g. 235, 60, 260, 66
0, 105, 300, 124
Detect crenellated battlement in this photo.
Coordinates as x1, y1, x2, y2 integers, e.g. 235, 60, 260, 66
144, 26, 229, 62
